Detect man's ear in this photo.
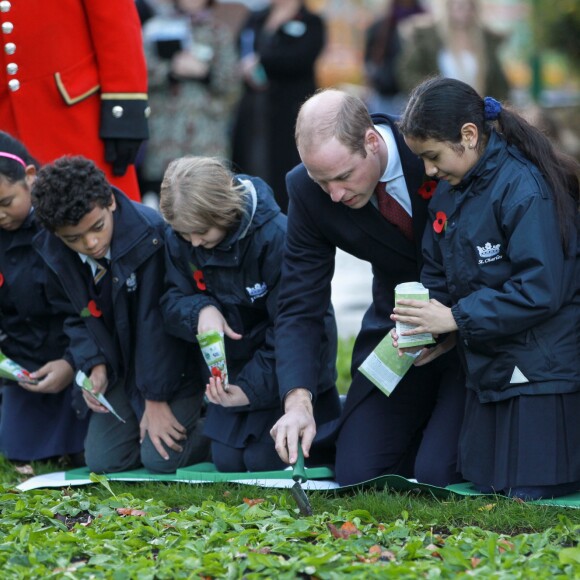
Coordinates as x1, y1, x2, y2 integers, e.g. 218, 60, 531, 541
365, 128, 381, 155
109, 193, 117, 212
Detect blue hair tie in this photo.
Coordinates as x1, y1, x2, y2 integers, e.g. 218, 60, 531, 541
484, 96, 502, 121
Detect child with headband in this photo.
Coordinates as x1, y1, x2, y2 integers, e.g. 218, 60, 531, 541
159, 156, 340, 472
392, 77, 579, 500
0, 132, 88, 464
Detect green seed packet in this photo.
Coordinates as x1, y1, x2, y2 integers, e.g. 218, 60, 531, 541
74, 370, 125, 423
0, 350, 37, 384
395, 282, 436, 348
196, 330, 229, 388
358, 337, 419, 396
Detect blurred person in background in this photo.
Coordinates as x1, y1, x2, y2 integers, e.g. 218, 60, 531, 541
139, 0, 242, 205
397, 0, 510, 101
0, 0, 149, 202
364, 0, 425, 115
231, 0, 326, 213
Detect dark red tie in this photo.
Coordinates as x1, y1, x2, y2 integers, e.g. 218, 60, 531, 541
374, 181, 414, 241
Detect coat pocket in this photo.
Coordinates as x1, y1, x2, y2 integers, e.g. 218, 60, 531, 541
54, 52, 100, 106
463, 329, 552, 397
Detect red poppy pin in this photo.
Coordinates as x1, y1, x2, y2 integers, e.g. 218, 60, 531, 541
433, 211, 447, 234
81, 300, 102, 318
189, 263, 207, 291
417, 180, 437, 200
0, 272, 4, 287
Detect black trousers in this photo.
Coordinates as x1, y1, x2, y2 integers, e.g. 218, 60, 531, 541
335, 356, 466, 487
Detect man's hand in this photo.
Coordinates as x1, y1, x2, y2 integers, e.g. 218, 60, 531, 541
21, 359, 74, 393
391, 298, 458, 336
198, 305, 242, 340
270, 388, 315, 465
83, 364, 109, 413
139, 400, 187, 461
205, 377, 250, 407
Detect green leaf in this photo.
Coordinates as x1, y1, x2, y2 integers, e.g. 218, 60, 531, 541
89, 472, 117, 498
559, 547, 580, 565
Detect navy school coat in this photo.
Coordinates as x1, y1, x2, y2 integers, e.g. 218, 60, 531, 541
161, 176, 340, 446
33, 189, 200, 414
0, 212, 87, 460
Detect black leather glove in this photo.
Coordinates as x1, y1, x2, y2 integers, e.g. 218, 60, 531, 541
104, 138, 143, 176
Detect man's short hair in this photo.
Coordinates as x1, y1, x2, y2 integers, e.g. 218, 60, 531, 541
295, 89, 373, 158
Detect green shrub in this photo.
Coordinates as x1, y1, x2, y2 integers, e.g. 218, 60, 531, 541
336, 336, 356, 394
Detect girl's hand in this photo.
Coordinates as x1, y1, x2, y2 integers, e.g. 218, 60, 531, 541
198, 305, 242, 340
205, 377, 249, 408
391, 298, 458, 336
20, 359, 74, 393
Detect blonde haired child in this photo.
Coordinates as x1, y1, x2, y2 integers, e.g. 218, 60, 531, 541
160, 156, 340, 471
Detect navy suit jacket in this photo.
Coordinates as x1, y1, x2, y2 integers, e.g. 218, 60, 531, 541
275, 114, 430, 414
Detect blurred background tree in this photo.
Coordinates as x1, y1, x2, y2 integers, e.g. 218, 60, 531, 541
532, 0, 579, 75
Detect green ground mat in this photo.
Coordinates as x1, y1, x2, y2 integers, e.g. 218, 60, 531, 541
63, 463, 335, 483
16, 465, 580, 507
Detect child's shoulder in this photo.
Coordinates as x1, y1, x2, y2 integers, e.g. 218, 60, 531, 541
116, 193, 165, 231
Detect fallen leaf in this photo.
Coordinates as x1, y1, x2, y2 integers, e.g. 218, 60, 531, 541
327, 521, 361, 539
471, 557, 481, 568
243, 498, 265, 506
341, 521, 360, 534
498, 538, 514, 553
116, 508, 146, 517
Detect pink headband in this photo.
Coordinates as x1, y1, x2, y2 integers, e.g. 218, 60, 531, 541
0, 151, 26, 168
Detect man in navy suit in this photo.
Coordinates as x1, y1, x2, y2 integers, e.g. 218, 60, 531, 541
270, 89, 465, 486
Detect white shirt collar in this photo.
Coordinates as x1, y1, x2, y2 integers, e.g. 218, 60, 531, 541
375, 124, 403, 182
78, 250, 112, 276
373, 123, 412, 216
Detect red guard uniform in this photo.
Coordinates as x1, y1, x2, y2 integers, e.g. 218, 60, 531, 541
0, 0, 149, 201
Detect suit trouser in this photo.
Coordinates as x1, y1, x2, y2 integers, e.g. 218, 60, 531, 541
84, 380, 209, 474
335, 358, 466, 487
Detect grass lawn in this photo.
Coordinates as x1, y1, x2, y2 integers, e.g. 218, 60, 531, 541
1, 338, 579, 577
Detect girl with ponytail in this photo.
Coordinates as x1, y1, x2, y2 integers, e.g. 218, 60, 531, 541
392, 77, 579, 500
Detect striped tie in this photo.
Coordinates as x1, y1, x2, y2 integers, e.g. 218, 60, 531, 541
93, 258, 108, 285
